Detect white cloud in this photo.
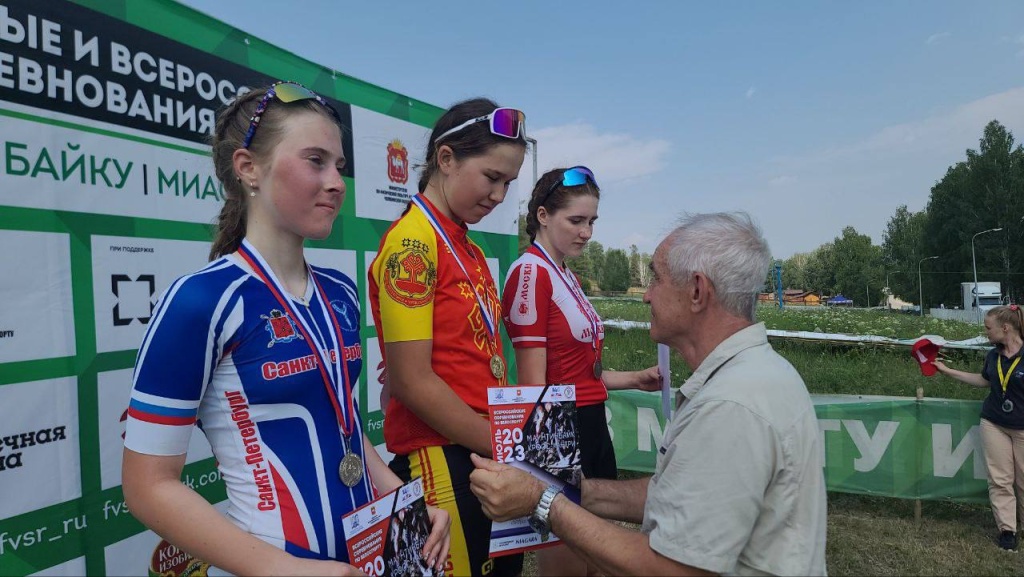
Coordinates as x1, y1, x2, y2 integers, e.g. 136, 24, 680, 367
529, 122, 671, 184
749, 86, 1024, 258
523, 89, 1024, 260
926, 32, 950, 45
777, 87, 1024, 165
746, 86, 756, 99
521, 123, 674, 255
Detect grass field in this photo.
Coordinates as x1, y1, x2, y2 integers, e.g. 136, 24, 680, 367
597, 301, 989, 402
543, 300, 1024, 576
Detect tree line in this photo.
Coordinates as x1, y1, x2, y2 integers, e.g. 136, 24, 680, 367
774, 120, 1024, 309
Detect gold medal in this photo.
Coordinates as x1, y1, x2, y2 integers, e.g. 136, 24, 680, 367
338, 452, 363, 487
490, 354, 506, 379
593, 359, 603, 379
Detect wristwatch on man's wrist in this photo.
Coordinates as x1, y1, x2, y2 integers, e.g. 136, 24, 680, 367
528, 484, 561, 541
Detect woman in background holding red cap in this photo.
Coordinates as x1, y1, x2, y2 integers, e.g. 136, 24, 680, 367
934, 305, 1024, 552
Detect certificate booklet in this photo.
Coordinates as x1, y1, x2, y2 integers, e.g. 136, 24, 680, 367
341, 477, 434, 576
486, 384, 582, 557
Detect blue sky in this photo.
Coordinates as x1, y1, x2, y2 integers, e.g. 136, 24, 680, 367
179, 0, 1024, 259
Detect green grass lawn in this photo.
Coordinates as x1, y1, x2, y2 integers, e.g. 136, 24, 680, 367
561, 300, 1021, 576
597, 299, 982, 341
597, 301, 989, 401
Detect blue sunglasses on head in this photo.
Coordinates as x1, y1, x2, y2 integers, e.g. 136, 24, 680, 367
541, 166, 598, 204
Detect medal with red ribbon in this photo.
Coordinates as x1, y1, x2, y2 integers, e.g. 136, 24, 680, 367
238, 240, 364, 487
412, 194, 505, 380
531, 241, 604, 378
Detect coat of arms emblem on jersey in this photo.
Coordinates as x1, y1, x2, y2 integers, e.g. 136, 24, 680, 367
260, 309, 303, 347
384, 239, 437, 307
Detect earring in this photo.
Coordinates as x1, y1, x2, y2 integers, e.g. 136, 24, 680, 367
250, 181, 257, 189
249, 191, 256, 197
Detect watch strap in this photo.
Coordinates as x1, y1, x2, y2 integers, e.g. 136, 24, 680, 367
531, 484, 561, 537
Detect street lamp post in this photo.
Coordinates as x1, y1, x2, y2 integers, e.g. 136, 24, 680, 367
918, 256, 938, 316
886, 270, 901, 290
972, 227, 1003, 322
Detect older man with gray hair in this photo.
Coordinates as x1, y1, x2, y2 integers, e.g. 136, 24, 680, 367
470, 212, 827, 576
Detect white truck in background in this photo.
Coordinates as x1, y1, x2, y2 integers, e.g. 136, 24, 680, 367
961, 281, 1002, 315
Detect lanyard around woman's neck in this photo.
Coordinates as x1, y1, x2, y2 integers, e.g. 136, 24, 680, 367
238, 240, 356, 438
531, 241, 602, 358
997, 355, 1022, 398
411, 194, 498, 345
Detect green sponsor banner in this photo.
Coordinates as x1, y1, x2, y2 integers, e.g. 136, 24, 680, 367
0, 459, 223, 576
0, 0, 522, 574
608, 391, 989, 504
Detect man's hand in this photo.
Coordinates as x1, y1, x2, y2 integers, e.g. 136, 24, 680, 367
468, 454, 546, 521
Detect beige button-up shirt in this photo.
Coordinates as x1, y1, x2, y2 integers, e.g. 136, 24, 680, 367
641, 323, 827, 576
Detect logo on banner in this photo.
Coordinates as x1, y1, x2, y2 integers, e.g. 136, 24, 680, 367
111, 274, 156, 326
260, 309, 303, 347
386, 139, 409, 184
149, 539, 211, 576
383, 239, 436, 307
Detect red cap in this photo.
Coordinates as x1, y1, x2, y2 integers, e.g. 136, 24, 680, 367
911, 338, 942, 376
